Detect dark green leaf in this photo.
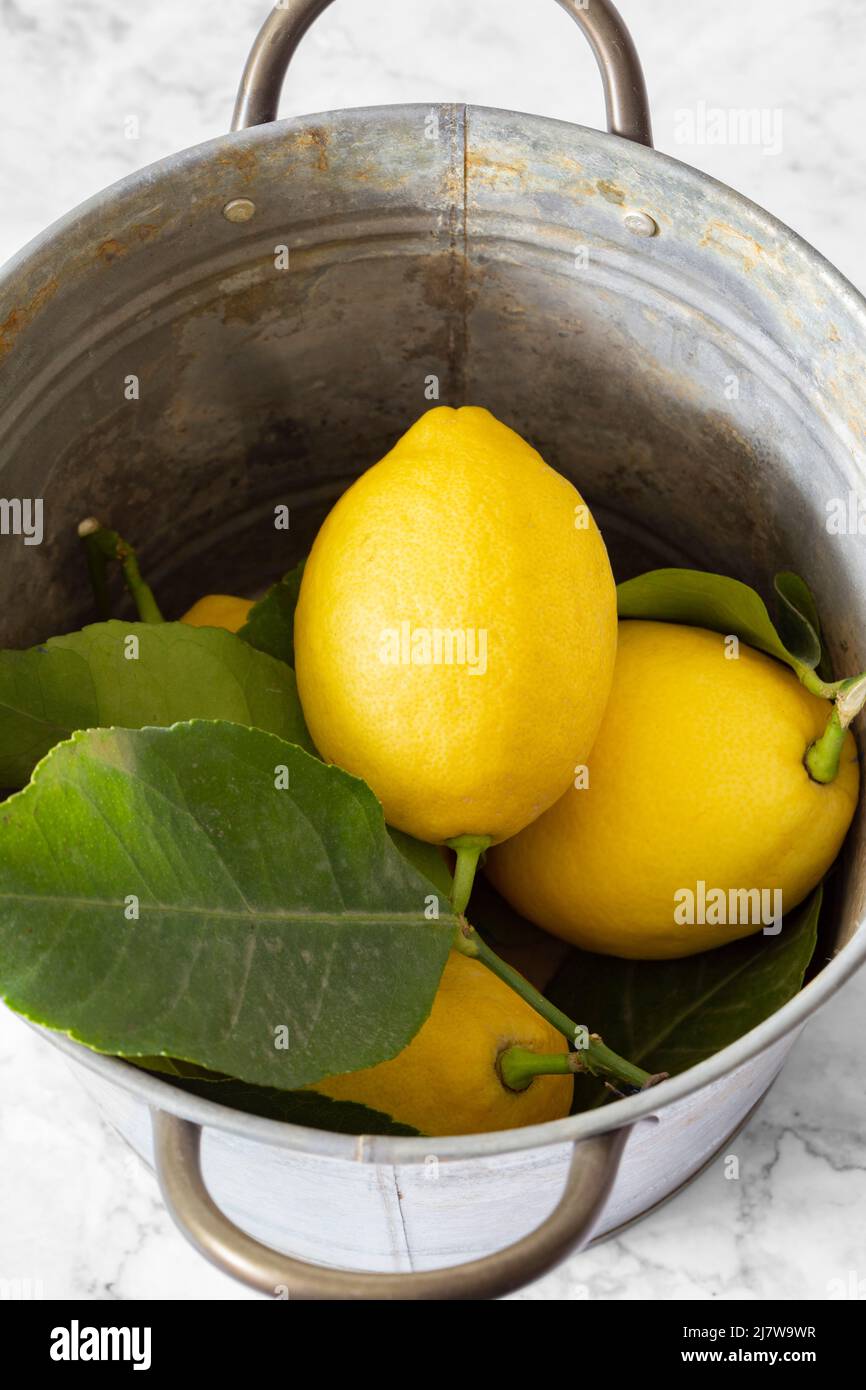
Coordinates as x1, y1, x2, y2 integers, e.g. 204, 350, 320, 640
617, 568, 799, 673
128, 1056, 227, 1081
0, 620, 314, 786
773, 572, 827, 676
546, 888, 821, 1108
168, 1075, 420, 1136
387, 828, 452, 900
238, 562, 305, 667
0, 721, 455, 1088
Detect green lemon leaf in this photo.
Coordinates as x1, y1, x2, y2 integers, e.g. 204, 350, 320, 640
616, 567, 824, 679
387, 828, 453, 900
0, 721, 455, 1088
233, 560, 446, 899
128, 1056, 227, 1081
0, 621, 314, 787
773, 571, 827, 676
168, 1076, 421, 1137
546, 888, 821, 1108
238, 561, 305, 667
128, 1057, 420, 1134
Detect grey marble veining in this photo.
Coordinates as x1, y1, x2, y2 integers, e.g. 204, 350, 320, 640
1, 0, 865, 1301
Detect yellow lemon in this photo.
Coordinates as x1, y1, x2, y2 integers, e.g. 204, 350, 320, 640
312, 951, 572, 1135
487, 620, 860, 959
294, 406, 616, 844
180, 595, 254, 633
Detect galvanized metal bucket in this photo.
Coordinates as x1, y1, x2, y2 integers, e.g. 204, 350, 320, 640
3, 0, 865, 1298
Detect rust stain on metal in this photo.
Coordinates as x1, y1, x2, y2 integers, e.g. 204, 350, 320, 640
96, 224, 159, 264
294, 127, 330, 172
465, 150, 528, 190
97, 238, 126, 263
349, 159, 409, 189
699, 219, 784, 275
216, 146, 259, 186
550, 152, 584, 177
828, 322, 841, 342
465, 144, 599, 202
596, 179, 626, 205
0, 276, 59, 358
220, 280, 283, 326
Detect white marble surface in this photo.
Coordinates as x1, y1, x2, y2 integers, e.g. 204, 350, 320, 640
1, 0, 865, 1301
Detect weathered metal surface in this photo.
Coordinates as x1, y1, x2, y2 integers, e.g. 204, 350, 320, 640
3, 96, 866, 1286
52, 1024, 796, 1271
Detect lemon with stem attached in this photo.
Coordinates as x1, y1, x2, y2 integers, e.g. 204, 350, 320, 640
488, 620, 860, 959
312, 951, 573, 1136
294, 406, 617, 901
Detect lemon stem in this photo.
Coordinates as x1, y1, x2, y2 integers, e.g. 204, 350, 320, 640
447, 835, 492, 915
77, 519, 164, 623
455, 920, 656, 1090
798, 666, 843, 700
498, 1045, 574, 1092
805, 672, 866, 784
805, 706, 847, 784
77, 517, 112, 620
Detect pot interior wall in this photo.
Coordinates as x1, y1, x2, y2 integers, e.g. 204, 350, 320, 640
1, 105, 864, 957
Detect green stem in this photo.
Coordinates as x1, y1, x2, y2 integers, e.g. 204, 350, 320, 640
78, 521, 164, 623
120, 548, 164, 624
454, 921, 655, 1090
805, 706, 847, 784
499, 1045, 574, 1092
447, 835, 491, 915
798, 657, 866, 710
77, 517, 112, 620
805, 670, 866, 784
798, 664, 843, 701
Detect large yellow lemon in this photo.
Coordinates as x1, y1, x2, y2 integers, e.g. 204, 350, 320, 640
294, 406, 616, 844
180, 595, 254, 633
487, 621, 859, 959
312, 952, 572, 1135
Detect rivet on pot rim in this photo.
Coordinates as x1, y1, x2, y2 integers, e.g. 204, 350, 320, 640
623, 210, 659, 238
222, 197, 256, 223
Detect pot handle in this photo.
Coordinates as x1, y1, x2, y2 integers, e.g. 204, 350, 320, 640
231, 0, 653, 147
152, 1109, 630, 1300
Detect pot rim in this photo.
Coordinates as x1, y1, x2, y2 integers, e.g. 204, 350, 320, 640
7, 102, 866, 1164
32, 919, 863, 1163
3, 101, 866, 337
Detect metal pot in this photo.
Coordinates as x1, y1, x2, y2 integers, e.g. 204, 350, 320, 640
2, 0, 865, 1299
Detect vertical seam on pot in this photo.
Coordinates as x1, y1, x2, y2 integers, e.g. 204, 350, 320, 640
375, 1164, 414, 1271
445, 104, 469, 408
392, 1167, 415, 1272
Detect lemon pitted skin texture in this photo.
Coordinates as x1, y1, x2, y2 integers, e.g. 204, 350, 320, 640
181, 595, 254, 633
294, 406, 617, 845
488, 620, 860, 960
312, 952, 573, 1136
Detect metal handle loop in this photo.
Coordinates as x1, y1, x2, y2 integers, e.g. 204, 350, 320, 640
153, 1110, 631, 1300
232, 0, 653, 146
